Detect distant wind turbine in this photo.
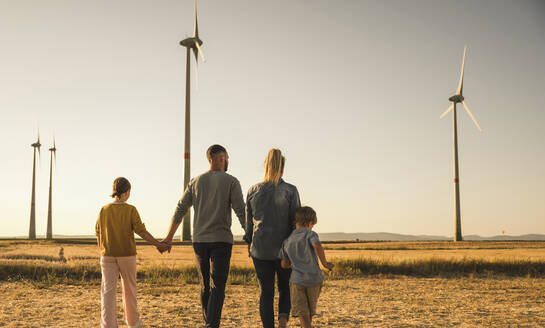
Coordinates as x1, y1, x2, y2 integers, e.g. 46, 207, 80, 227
179, 0, 206, 241
29, 132, 41, 240
46, 138, 57, 240
440, 45, 482, 242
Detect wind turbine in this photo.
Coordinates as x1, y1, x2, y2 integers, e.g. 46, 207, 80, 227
29, 132, 41, 240
46, 139, 57, 240
440, 45, 482, 242
179, 0, 206, 241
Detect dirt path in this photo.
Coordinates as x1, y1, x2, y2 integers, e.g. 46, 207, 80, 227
1, 277, 544, 327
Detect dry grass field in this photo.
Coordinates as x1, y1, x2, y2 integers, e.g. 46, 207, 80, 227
3, 240, 545, 267
1, 240, 544, 327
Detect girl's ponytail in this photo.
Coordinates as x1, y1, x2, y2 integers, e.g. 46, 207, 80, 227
111, 177, 131, 198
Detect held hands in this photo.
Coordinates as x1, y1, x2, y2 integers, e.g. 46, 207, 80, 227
156, 242, 171, 254
156, 236, 173, 254
160, 237, 173, 254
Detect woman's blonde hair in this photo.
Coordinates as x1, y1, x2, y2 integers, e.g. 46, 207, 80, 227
263, 148, 285, 186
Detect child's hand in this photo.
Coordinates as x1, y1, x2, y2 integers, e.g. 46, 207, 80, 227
323, 261, 334, 271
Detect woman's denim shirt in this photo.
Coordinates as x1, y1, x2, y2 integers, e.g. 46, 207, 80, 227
244, 179, 301, 260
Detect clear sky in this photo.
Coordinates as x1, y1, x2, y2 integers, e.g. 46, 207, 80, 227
1, 0, 544, 238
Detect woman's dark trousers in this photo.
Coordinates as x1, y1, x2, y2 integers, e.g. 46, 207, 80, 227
252, 257, 291, 328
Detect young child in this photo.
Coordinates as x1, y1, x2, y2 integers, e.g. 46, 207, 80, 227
95, 177, 169, 328
279, 206, 334, 328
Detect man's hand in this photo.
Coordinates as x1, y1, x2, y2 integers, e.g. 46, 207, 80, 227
323, 261, 334, 271
163, 221, 180, 254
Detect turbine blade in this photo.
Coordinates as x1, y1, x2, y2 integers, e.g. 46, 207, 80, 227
193, 48, 199, 90
35, 129, 41, 164
192, 47, 198, 64
440, 104, 454, 119
456, 45, 467, 95
462, 101, 482, 132
193, 0, 199, 38
54, 137, 57, 166
195, 41, 206, 62
38, 131, 41, 160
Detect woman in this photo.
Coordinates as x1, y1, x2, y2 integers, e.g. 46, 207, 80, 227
244, 149, 301, 328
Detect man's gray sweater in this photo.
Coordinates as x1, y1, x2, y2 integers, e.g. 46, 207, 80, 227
172, 171, 246, 244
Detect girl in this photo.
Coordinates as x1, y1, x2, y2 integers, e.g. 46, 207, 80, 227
95, 177, 168, 328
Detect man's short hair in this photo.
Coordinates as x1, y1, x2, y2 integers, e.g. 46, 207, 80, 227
206, 144, 227, 161
294, 206, 317, 227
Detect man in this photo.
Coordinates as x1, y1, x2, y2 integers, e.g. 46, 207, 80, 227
163, 144, 245, 328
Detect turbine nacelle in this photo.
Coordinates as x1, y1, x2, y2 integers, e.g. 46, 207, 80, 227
180, 37, 203, 48
32, 132, 41, 148
49, 139, 57, 164
448, 95, 465, 103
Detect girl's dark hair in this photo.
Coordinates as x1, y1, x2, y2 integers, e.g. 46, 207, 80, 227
295, 206, 317, 227
111, 177, 131, 198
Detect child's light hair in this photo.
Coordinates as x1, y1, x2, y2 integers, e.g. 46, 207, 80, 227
295, 206, 317, 227
263, 148, 285, 186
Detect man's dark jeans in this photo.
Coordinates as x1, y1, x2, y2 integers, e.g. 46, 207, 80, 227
252, 257, 291, 328
193, 242, 233, 328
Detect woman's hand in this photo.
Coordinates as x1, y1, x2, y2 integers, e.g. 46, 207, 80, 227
281, 259, 291, 269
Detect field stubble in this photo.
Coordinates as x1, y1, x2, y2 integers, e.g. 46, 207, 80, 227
1, 277, 543, 327
0, 240, 544, 327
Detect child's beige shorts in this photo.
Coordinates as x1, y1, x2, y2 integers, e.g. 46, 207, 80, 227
290, 282, 323, 317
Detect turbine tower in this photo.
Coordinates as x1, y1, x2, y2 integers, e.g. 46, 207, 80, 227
179, 0, 206, 241
46, 139, 57, 240
440, 45, 482, 242
29, 133, 41, 240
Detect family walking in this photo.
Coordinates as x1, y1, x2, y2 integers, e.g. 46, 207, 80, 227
95, 145, 334, 328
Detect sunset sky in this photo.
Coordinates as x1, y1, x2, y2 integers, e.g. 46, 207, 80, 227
1, 0, 544, 239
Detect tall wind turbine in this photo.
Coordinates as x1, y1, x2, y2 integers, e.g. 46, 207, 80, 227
440, 45, 482, 242
179, 0, 206, 241
46, 139, 57, 240
29, 133, 41, 240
